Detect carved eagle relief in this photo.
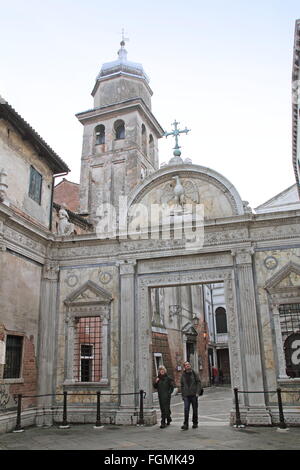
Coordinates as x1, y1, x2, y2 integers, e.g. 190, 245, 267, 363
160, 176, 200, 207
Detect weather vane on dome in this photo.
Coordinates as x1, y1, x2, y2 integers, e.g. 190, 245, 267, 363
164, 120, 190, 157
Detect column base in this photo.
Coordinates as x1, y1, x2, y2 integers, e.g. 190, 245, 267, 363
230, 408, 272, 426
115, 407, 157, 425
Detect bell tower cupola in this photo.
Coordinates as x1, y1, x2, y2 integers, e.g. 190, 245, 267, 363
92, 40, 152, 109
76, 39, 164, 223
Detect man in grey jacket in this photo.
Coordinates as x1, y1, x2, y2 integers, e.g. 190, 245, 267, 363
180, 361, 202, 430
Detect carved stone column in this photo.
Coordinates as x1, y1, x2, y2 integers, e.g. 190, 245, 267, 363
231, 247, 270, 422
64, 314, 76, 384
37, 259, 59, 425
119, 260, 136, 409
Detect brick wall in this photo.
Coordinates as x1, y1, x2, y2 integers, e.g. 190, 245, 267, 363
3, 334, 38, 411
54, 179, 80, 212
151, 332, 174, 388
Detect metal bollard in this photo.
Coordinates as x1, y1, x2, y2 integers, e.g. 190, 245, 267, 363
59, 391, 70, 428
138, 389, 145, 425
94, 391, 103, 429
277, 388, 287, 430
233, 387, 242, 427
13, 394, 24, 433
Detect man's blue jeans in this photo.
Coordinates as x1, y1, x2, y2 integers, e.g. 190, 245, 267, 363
183, 395, 198, 425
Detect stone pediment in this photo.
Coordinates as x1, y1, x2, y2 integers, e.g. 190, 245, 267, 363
265, 262, 300, 293
182, 322, 198, 336
127, 165, 245, 220
64, 280, 113, 305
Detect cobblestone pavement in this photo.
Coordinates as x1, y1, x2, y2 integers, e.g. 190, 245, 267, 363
0, 386, 299, 451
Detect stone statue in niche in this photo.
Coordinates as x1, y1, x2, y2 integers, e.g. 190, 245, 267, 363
58, 205, 75, 236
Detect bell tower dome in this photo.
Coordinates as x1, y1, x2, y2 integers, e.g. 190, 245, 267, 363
76, 40, 164, 224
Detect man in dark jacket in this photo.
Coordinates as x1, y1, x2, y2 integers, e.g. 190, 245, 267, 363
180, 361, 202, 430
153, 366, 174, 428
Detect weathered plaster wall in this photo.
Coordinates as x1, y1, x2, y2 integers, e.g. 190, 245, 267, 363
0, 250, 41, 410
94, 76, 152, 109
0, 120, 53, 228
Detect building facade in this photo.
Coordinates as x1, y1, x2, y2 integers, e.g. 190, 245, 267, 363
1, 26, 300, 432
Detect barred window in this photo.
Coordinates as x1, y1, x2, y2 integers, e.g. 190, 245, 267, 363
279, 303, 300, 378
74, 316, 102, 382
3, 335, 23, 379
28, 166, 42, 204
279, 303, 300, 338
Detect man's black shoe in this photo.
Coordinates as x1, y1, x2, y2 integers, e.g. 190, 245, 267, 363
192, 424, 198, 429
181, 424, 188, 430
160, 423, 166, 429
167, 418, 172, 425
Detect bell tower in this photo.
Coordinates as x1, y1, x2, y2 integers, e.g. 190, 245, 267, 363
76, 40, 164, 223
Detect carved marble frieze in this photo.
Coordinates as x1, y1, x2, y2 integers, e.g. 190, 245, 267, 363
3, 225, 47, 260
52, 226, 250, 261
137, 252, 233, 274
251, 222, 300, 242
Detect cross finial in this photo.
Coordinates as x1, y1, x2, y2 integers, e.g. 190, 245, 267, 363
164, 120, 190, 156
120, 28, 129, 46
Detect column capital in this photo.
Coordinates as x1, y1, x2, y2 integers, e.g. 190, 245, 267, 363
42, 260, 60, 281
118, 259, 136, 275
231, 246, 255, 265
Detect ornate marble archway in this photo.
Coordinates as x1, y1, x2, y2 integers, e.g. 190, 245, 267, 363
122, 248, 273, 425
135, 266, 242, 408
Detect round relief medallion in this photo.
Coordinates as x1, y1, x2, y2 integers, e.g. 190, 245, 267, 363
99, 271, 112, 284
66, 273, 79, 287
264, 256, 278, 270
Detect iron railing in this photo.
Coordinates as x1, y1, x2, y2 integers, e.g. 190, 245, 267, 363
233, 387, 300, 429
13, 389, 146, 432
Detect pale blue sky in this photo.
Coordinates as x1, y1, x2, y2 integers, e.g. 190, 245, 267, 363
0, 0, 299, 207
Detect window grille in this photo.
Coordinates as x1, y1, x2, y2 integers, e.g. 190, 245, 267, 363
279, 303, 300, 338
74, 317, 102, 382
3, 335, 23, 379
279, 304, 300, 378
